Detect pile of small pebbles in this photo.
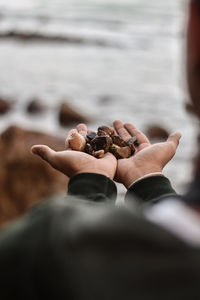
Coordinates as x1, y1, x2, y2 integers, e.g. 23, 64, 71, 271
68, 125, 139, 159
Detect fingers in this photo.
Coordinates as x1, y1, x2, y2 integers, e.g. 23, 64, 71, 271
167, 132, 182, 149
124, 122, 150, 145
31, 145, 56, 164
77, 123, 87, 137
113, 120, 131, 141
113, 120, 150, 149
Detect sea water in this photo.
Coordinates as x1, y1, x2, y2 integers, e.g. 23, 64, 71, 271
0, 0, 197, 193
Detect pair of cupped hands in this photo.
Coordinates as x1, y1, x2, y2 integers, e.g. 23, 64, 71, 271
31, 120, 181, 188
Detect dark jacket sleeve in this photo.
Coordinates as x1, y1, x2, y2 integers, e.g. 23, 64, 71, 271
0, 173, 117, 299
68, 173, 117, 203
125, 175, 177, 205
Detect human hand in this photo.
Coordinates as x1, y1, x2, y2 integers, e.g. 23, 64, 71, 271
113, 120, 181, 188
31, 124, 117, 180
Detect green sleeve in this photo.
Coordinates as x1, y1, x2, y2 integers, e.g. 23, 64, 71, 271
68, 173, 117, 203
0, 202, 53, 299
0, 173, 117, 298
125, 176, 177, 205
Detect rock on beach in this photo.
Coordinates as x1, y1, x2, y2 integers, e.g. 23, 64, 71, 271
0, 126, 68, 227
58, 103, 88, 127
146, 125, 169, 140
26, 98, 45, 114
0, 98, 12, 115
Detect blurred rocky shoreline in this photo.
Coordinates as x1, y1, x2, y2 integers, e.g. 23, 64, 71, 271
0, 96, 90, 227
0, 30, 122, 48
0, 0, 195, 226
0, 126, 67, 227
0, 95, 178, 227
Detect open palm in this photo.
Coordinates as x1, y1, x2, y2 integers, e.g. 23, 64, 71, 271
32, 124, 117, 180
113, 121, 181, 188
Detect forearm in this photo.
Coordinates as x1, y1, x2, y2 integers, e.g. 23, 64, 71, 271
68, 173, 117, 203
125, 175, 177, 205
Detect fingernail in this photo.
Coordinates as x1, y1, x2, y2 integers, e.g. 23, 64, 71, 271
31, 148, 37, 154
31, 147, 38, 154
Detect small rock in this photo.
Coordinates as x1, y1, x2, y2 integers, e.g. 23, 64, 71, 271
93, 149, 104, 159
97, 130, 109, 137
86, 132, 97, 142
85, 143, 94, 155
83, 124, 137, 159
115, 146, 131, 159
90, 136, 111, 153
98, 126, 115, 137
0, 98, 11, 115
127, 136, 137, 144
26, 98, 45, 114
146, 125, 169, 140
109, 144, 120, 154
59, 103, 88, 127
68, 131, 86, 151
127, 136, 138, 154
112, 136, 127, 147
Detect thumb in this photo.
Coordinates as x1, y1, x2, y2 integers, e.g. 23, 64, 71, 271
167, 131, 182, 150
31, 145, 56, 164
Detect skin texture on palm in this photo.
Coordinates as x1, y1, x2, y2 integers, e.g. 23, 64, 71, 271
113, 120, 181, 188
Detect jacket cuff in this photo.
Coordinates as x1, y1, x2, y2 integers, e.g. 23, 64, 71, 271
68, 173, 117, 202
125, 176, 176, 204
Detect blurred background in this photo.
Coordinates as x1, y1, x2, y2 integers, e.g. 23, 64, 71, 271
0, 0, 198, 225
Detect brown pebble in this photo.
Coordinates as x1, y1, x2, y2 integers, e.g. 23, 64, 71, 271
86, 131, 97, 142
85, 143, 94, 155
83, 125, 138, 160
98, 126, 115, 137
115, 146, 131, 159
109, 143, 120, 151
112, 136, 127, 147
91, 136, 111, 153
109, 144, 120, 157
97, 129, 109, 137
127, 136, 138, 154
93, 149, 104, 159
68, 132, 86, 151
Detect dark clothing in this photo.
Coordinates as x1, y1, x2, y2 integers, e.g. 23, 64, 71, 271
0, 173, 200, 300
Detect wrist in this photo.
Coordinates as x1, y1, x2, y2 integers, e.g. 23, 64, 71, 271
125, 175, 176, 204
68, 173, 117, 202
73, 169, 114, 180
123, 167, 162, 188
127, 172, 164, 188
